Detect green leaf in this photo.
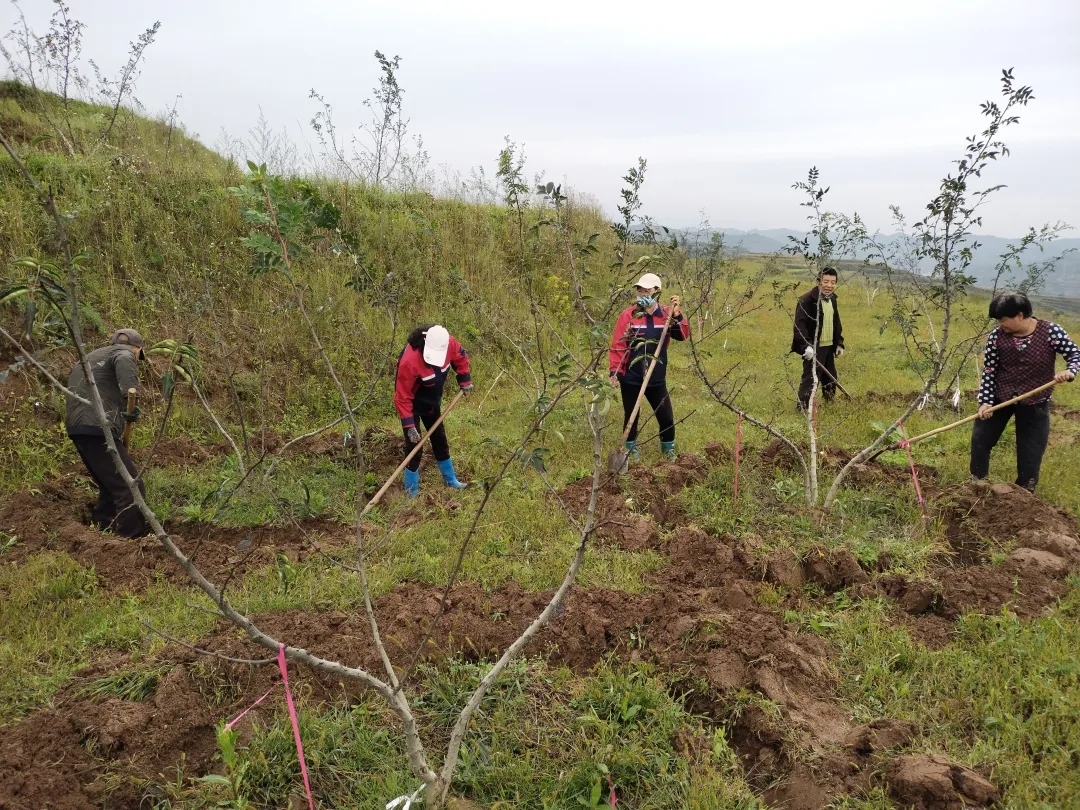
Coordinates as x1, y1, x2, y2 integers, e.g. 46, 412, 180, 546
0, 286, 31, 306
30, 134, 54, 146
198, 774, 232, 787
161, 370, 175, 402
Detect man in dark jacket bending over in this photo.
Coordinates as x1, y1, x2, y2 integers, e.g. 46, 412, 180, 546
791, 267, 845, 411
65, 329, 149, 538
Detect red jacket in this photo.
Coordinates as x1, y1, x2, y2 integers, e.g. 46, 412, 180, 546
394, 336, 470, 430
609, 304, 689, 387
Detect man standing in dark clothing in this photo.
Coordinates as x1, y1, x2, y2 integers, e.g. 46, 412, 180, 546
65, 329, 149, 538
971, 292, 1079, 491
791, 267, 845, 410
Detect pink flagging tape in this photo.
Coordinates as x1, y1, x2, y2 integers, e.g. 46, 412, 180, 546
224, 685, 276, 732
606, 771, 617, 807
733, 412, 743, 507
278, 644, 316, 810
217, 647, 316, 807
898, 421, 928, 519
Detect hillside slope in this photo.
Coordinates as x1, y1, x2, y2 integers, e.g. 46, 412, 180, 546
4, 83, 1080, 810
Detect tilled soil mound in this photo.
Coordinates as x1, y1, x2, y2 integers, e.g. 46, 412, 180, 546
756, 440, 941, 492
0, 478, 353, 592
869, 482, 1080, 647
558, 454, 710, 550
5, 463, 1079, 809
940, 481, 1076, 564
2, 525, 868, 809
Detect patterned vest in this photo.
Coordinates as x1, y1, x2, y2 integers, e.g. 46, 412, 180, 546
995, 320, 1055, 405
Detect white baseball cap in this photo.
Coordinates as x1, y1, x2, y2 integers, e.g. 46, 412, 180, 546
633, 273, 662, 291
423, 325, 450, 366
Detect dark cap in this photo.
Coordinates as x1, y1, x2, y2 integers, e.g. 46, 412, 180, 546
110, 329, 144, 348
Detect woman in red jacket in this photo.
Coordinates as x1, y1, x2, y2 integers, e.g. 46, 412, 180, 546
608, 273, 689, 460
394, 324, 472, 496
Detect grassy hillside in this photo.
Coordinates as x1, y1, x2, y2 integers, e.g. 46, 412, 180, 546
3, 83, 1080, 810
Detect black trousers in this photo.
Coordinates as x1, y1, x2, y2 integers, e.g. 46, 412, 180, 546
620, 381, 675, 443
798, 345, 838, 408
69, 434, 150, 539
402, 402, 451, 472
970, 401, 1051, 491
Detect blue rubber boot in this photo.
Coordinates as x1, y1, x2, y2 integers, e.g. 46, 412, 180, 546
625, 440, 640, 461
403, 468, 420, 498
436, 458, 468, 489
661, 440, 677, 460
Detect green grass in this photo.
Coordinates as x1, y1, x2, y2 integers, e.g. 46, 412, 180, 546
0, 552, 217, 723
157, 658, 761, 810
79, 663, 174, 702
678, 462, 940, 575
145, 453, 362, 527
4, 79, 1080, 808
799, 584, 1080, 808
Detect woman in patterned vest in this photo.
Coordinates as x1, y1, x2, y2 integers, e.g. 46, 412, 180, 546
971, 292, 1080, 491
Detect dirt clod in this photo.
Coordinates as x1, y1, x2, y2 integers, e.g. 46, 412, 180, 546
1019, 531, 1080, 563
940, 482, 1076, 564
887, 754, 999, 809
1007, 547, 1070, 578
844, 719, 918, 755
764, 548, 806, 589
803, 547, 869, 592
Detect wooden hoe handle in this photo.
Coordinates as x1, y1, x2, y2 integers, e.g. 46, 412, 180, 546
360, 390, 466, 517
619, 315, 675, 445
121, 388, 137, 446
872, 379, 1060, 459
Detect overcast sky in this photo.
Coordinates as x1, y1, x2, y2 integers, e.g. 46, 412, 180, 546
4, 0, 1079, 235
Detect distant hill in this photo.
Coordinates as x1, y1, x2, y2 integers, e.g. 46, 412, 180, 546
669, 227, 1080, 299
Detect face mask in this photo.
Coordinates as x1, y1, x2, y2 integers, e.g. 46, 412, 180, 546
636, 295, 655, 308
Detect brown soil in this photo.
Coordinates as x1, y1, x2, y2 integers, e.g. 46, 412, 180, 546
0, 480, 354, 592
938, 482, 1077, 564
760, 438, 802, 472
864, 483, 1080, 647
134, 434, 225, 469
756, 440, 941, 493
279, 424, 403, 480
2, 523, 865, 809
626, 454, 710, 526
886, 755, 998, 809
558, 453, 710, 550
8, 456, 1080, 808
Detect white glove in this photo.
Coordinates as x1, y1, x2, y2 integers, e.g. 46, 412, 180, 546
802, 347, 815, 362
406, 427, 421, 443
